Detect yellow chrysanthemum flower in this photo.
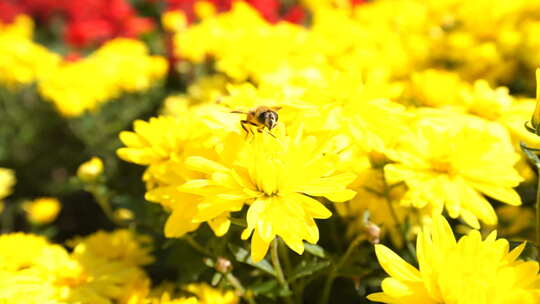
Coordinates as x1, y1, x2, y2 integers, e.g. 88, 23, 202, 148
23, 197, 61, 224
385, 111, 522, 228
497, 205, 535, 239
137, 283, 237, 304
368, 215, 540, 304
178, 126, 356, 262
68, 229, 154, 267
0, 17, 60, 89
184, 284, 238, 304
0, 230, 153, 304
39, 38, 167, 117
162, 10, 187, 33
336, 163, 413, 246
144, 293, 198, 304
0, 14, 33, 39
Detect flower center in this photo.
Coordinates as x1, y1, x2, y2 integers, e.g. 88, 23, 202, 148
430, 158, 453, 175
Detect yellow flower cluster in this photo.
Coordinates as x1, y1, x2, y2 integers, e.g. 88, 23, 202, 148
39, 38, 168, 117
0, 15, 61, 89
125, 0, 536, 247
369, 215, 540, 304
0, 15, 168, 117
139, 284, 238, 304
117, 0, 540, 261
0, 230, 152, 304
0, 230, 238, 304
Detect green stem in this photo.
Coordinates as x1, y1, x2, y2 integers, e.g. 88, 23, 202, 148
384, 185, 416, 258
319, 235, 364, 304
87, 184, 123, 226
278, 239, 301, 303
536, 172, 540, 263
522, 143, 540, 262
225, 273, 257, 304
271, 238, 294, 304
1, 201, 14, 233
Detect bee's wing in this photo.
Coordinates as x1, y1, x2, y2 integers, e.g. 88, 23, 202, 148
270, 106, 282, 111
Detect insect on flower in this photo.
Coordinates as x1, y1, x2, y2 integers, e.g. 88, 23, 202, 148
232, 106, 282, 137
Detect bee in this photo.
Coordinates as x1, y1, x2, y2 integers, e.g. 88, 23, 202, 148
232, 106, 282, 137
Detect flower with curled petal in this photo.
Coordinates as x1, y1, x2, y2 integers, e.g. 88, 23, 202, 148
368, 215, 540, 304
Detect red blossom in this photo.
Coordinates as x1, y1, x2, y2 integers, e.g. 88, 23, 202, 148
282, 4, 306, 24
0, 1, 24, 23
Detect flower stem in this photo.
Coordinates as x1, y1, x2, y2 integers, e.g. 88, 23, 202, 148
319, 234, 364, 304
536, 173, 540, 262
520, 142, 540, 260
86, 184, 123, 226
271, 238, 294, 304
225, 272, 257, 304
1, 201, 14, 233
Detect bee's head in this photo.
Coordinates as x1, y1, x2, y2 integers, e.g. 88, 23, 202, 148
260, 110, 279, 130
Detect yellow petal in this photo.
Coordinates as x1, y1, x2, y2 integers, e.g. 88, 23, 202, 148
164, 210, 199, 237
292, 193, 332, 218
505, 242, 526, 263
119, 131, 146, 147
374, 244, 422, 282
295, 173, 356, 199
251, 231, 271, 263
366, 292, 395, 303
185, 156, 229, 174
208, 215, 231, 237
431, 215, 456, 251
469, 181, 522, 206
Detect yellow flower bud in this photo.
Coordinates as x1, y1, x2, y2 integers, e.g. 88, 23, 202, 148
23, 197, 61, 224
531, 68, 540, 132
114, 208, 134, 221
0, 168, 15, 200
161, 10, 187, 33
77, 157, 104, 183
195, 1, 216, 20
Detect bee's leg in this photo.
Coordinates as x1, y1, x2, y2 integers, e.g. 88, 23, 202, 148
261, 128, 276, 138
240, 120, 251, 138
240, 120, 258, 138
266, 131, 276, 138
240, 120, 249, 133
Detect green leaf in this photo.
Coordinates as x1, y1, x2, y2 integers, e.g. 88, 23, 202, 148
229, 217, 247, 227
520, 142, 540, 168
288, 260, 331, 283
304, 243, 327, 258
250, 279, 279, 297
228, 244, 276, 276
250, 279, 292, 298
211, 273, 223, 286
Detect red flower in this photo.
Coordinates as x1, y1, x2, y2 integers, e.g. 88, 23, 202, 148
65, 19, 114, 47
246, 0, 280, 23
0, 1, 24, 23
282, 4, 306, 24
